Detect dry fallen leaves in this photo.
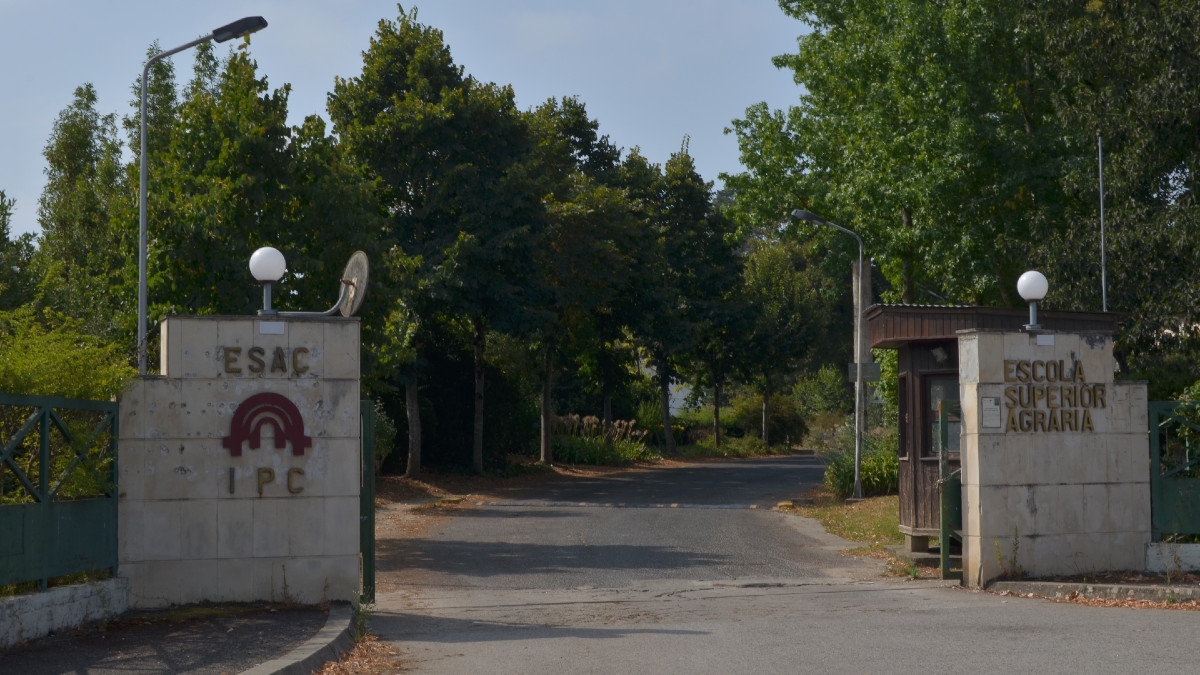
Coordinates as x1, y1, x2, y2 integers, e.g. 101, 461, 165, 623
315, 634, 406, 674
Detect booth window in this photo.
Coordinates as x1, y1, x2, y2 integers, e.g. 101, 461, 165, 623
924, 375, 960, 457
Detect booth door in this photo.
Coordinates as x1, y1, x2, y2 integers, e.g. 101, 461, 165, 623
916, 374, 960, 530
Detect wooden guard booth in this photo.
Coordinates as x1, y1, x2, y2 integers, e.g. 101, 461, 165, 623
865, 304, 1118, 552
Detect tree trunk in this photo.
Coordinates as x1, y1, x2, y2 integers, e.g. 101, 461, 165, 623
404, 380, 421, 480
901, 206, 916, 304
603, 388, 613, 450
472, 316, 486, 474
761, 377, 772, 446
713, 380, 722, 450
540, 346, 554, 464
658, 365, 676, 454
994, 260, 1013, 307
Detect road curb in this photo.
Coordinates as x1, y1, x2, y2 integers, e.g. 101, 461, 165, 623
988, 580, 1200, 603
239, 602, 356, 675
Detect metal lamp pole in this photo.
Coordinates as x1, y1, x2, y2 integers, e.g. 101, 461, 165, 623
792, 209, 866, 501
138, 16, 268, 374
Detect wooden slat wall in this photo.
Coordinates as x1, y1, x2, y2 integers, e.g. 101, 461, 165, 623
866, 305, 1117, 348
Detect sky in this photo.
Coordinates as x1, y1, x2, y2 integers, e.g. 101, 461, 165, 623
0, 1, 805, 237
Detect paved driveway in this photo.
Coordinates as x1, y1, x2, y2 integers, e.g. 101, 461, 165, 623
372, 457, 1200, 674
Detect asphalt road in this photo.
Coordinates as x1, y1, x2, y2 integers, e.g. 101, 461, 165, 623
373, 456, 1200, 674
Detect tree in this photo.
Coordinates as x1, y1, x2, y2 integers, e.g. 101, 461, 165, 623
624, 148, 716, 454
34, 84, 131, 340
739, 232, 831, 444
680, 207, 746, 449
150, 42, 295, 318
0, 192, 36, 311
525, 97, 634, 463
329, 7, 542, 473
1030, 2, 1200, 367
728, 1, 1066, 306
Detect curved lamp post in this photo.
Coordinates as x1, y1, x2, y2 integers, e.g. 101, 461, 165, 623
1017, 270, 1049, 330
138, 16, 268, 374
791, 209, 866, 501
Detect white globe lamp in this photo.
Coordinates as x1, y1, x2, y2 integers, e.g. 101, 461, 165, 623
250, 247, 287, 315
1017, 270, 1048, 330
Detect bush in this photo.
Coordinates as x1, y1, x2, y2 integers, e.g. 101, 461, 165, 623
370, 400, 398, 474
551, 414, 658, 465
822, 424, 899, 499
729, 391, 806, 446
0, 308, 137, 505
690, 433, 769, 457
0, 308, 135, 399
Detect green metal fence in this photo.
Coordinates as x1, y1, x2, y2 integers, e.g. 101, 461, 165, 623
1149, 401, 1200, 540
360, 400, 376, 604
0, 393, 119, 589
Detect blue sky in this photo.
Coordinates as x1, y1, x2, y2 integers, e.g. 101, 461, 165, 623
0, 1, 803, 237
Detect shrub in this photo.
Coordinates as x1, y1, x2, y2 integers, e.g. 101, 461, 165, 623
370, 400, 398, 474
822, 424, 899, 499
0, 307, 135, 399
550, 414, 658, 465
729, 391, 807, 446
0, 308, 137, 505
691, 433, 769, 458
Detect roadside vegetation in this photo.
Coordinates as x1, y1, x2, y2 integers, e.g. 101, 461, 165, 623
6, 3, 1200, 484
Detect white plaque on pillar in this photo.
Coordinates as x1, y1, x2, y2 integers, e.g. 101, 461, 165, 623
981, 397, 1002, 429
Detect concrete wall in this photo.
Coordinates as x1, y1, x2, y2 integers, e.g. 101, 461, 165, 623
959, 330, 1149, 587
117, 316, 361, 608
0, 578, 129, 648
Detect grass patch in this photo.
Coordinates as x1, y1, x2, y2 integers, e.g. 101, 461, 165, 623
792, 489, 902, 551
785, 488, 943, 579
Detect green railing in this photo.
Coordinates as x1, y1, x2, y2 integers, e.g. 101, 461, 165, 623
1149, 401, 1200, 540
0, 393, 119, 589
360, 400, 376, 604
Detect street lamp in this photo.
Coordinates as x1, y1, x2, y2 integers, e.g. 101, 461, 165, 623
791, 209, 867, 501
1017, 270, 1049, 330
137, 16, 269, 374
249, 247, 287, 315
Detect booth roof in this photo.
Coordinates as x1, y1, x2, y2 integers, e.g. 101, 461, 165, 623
864, 304, 1118, 349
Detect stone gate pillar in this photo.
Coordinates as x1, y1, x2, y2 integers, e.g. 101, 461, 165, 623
958, 329, 1149, 587
117, 316, 360, 608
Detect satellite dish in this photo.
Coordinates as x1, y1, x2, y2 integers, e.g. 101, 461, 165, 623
274, 251, 369, 318
338, 251, 369, 317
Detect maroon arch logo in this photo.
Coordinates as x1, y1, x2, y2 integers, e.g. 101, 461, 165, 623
223, 392, 312, 457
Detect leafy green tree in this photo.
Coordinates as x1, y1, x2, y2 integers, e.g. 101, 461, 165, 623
680, 207, 746, 449
0, 192, 36, 310
150, 42, 294, 318
525, 97, 635, 462
625, 149, 716, 454
729, 1, 1065, 306
1030, 1, 1200, 365
34, 84, 132, 340
329, 7, 543, 473
739, 233, 831, 444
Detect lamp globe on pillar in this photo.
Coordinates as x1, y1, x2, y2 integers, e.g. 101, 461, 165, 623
1017, 270, 1049, 330
250, 247, 287, 316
